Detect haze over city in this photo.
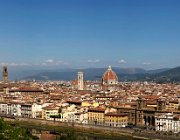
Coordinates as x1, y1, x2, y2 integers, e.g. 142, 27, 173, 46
1, 1, 180, 140
0, 0, 180, 69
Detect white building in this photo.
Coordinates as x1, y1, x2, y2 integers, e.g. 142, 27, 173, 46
42, 104, 60, 121
155, 113, 180, 133
7, 102, 21, 117
63, 112, 76, 122
32, 103, 42, 118
0, 102, 8, 115
62, 105, 77, 122
74, 112, 88, 124
21, 103, 32, 118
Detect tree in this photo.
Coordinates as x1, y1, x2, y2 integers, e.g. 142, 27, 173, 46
50, 115, 57, 123
59, 128, 86, 140
178, 105, 180, 110
0, 118, 38, 140
58, 107, 62, 119
50, 107, 62, 123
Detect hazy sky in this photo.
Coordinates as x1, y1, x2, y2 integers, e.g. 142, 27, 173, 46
0, 0, 180, 69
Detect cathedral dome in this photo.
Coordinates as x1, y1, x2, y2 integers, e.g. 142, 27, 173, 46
102, 66, 118, 85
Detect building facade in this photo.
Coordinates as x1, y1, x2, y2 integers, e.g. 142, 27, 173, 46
155, 113, 180, 132
88, 108, 105, 125
105, 113, 128, 127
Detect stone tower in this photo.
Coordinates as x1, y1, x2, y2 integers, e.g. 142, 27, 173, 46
2, 66, 8, 83
136, 96, 145, 109
157, 99, 166, 110
78, 71, 84, 90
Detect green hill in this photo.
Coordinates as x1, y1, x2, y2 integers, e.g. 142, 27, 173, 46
151, 66, 180, 83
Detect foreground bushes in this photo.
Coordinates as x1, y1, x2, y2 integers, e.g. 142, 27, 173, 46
0, 118, 38, 140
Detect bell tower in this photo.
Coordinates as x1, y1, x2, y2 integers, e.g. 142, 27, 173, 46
78, 71, 84, 90
2, 66, 8, 83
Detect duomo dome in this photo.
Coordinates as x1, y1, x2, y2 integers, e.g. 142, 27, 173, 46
102, 66, 118, 85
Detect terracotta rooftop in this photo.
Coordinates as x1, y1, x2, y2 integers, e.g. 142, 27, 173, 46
105, 112, 128, 117
88, 108, 105, 113
102, 66, 118, 82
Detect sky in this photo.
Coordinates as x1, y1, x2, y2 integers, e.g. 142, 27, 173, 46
0, 0, 180, 70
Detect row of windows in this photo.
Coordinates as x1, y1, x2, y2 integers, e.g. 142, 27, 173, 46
105, 119, 127, 122
157, 119, 175, 122
46, 111, 58, 114
88, 113, 104, 116
89, 115, 104, 118
105, 123, 127, 125
105, 117, 127, 120
88, 117, 104, 120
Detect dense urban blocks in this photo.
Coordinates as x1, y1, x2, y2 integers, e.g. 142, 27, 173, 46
0, 66, 180, 137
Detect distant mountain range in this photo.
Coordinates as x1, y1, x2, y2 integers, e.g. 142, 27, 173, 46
2, 66, 180, 83
118, 67, 180, 83
23, 67, 148, 81
148, 67, 180, 83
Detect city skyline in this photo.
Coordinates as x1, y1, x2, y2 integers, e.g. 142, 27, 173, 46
0, 0, 180, 69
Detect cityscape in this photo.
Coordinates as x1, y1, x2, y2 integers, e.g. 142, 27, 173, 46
0, 0, 180, 140
0, 65, 180, 139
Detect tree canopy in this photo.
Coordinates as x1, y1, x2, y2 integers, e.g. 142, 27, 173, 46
0, 118, 38, 140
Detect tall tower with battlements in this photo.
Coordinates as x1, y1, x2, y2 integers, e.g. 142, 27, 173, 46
2, 66, 8, 83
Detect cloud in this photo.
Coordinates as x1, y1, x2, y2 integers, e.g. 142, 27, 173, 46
87, 59, 100, 63
41, 62, 48, 66
41, 59, 55, 66
0, 60, 70, 67
56, 60, 69, 65
118, 59, 126, 64
45, 59, 54, 63
0, 62, 31, 67
41, 59, 69, 66
143, 62, 151, 65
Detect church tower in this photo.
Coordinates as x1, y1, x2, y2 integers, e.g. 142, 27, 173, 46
2, 66, 8, 83
78, 71, 84, 90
